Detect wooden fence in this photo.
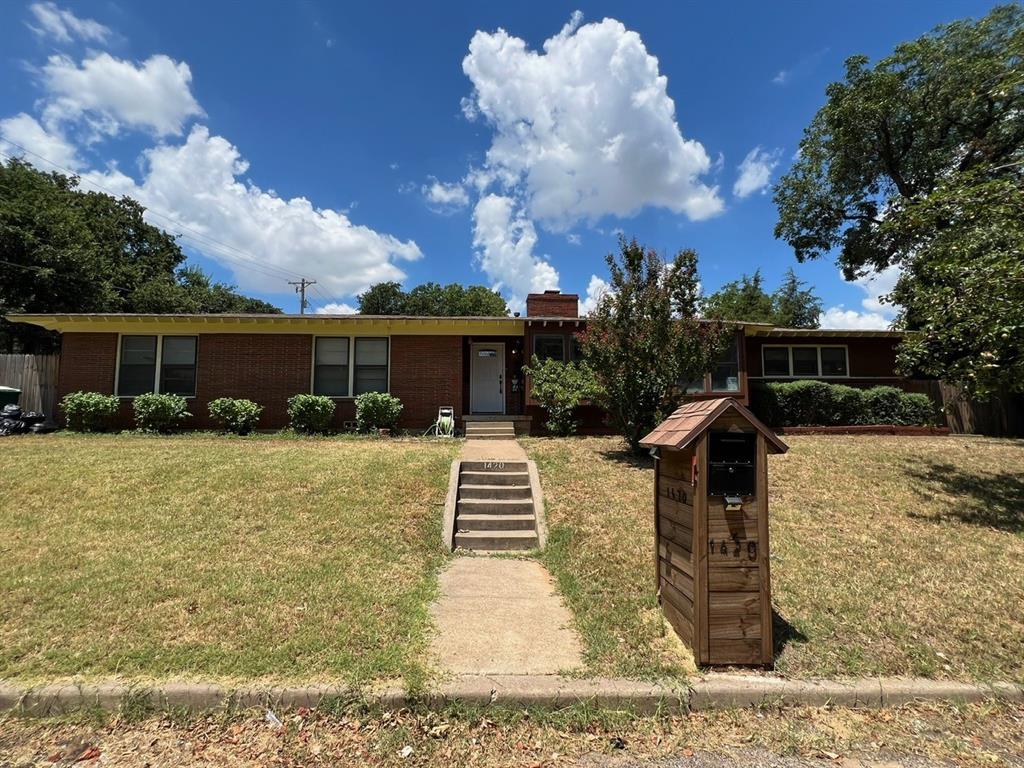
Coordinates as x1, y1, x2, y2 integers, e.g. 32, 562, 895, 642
0, 354, 59, 416
914, 380, 1024, 437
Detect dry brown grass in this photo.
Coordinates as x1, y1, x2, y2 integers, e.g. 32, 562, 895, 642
524, 435, 1024, 681
2, 699, 1022, 767
0, 434, 459, 687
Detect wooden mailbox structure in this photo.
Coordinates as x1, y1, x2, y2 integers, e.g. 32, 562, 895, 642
641, 398, 788, 667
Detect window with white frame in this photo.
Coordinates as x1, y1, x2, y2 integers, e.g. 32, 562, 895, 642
354, 338, 389, 395
761, 345, 848, 378
676, 332, 742, 393
313, 337, 389, 397
313, 337, 349, 396
117, 335, 197, 397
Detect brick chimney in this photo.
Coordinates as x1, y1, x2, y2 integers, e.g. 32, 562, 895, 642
526, 290, 579, 318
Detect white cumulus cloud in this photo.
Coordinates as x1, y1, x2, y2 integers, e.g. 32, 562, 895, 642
579, 274, 611, 315
818, 266, 901, 330
82, 126, 422, 297
472, 194, 559, 310
733, 146, 782, 198
462, 16, 722, 229
27, 2, 110, 43
315, 302, 358, 315
0, 112, 82, 169
422, 177, 469, 211
40, 53, 204, 138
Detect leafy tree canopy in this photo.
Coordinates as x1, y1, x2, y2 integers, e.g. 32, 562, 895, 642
774, 4, 1024, 394
775, 4, 1023, 277
581, 237, 729, 452
357, 281, 508, 316
703, 268, 822, 328
0, 158, 279, 350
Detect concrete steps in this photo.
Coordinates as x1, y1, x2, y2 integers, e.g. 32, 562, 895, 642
453, 459, 538, 551
465, 421, 516, 440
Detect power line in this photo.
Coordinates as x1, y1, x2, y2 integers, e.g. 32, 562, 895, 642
0, 137, 308, 285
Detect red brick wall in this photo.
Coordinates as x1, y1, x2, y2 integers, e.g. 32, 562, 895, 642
526, 292, 579, 318
390, 335, 463, 427
54, 332, 463, 431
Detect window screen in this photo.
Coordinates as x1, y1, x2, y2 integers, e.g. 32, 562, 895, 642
533, 335, 566, 362
762, 347, 790, 377
314, 337, 349, 396
792, 347, 819, 376
160, 336, 197, 396
118, 336, 157, 396
711, 335, 740, 392
820, 347, 848, 376
354, 338, 388, 394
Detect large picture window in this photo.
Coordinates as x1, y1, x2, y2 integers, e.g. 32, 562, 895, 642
117, 335, 197, 397
313, 337, 349, 396
761, 345, 849, 378
354, 338, 389, 395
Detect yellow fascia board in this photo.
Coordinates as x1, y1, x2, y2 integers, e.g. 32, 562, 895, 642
6, 314, 526, 336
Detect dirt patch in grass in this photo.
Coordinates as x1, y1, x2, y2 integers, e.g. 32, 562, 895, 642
524, 435, 1024, 682
1, 699, 1022, 767
0, 434, 459, 687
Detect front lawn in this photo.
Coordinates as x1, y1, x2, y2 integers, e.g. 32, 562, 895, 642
0, 434, 459, 688
524, 435, 1024, 682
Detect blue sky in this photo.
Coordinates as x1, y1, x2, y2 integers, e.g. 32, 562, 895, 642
0, 0, 999, 323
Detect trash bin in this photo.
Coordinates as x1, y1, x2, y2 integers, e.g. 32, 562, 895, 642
0, 386, 20, 407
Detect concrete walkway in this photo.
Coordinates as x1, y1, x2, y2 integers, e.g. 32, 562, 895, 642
430, 436, 583, 676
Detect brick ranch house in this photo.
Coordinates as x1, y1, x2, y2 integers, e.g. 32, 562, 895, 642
8, 291, 924, 433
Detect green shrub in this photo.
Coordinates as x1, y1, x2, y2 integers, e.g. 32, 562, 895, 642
830, 384, 866, 425
354, 392, 403, 433
287, 394, 335, 434
898, 393, 936, 426
862, 386, 906, 424
208, 397, 263, 435
133, 393, 191, 432
60, 391, 120, 432
523, 356, 603, 435
752, 381, 936, 427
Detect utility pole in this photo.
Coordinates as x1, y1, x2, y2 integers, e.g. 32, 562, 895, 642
288, 278, 316, 314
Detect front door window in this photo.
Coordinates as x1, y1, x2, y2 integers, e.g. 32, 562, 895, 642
471, 345, 504, 413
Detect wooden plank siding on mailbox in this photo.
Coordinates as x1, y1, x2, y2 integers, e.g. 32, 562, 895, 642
642, 398, 787, 668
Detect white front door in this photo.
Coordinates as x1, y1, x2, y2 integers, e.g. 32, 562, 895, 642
470, 343, 505, 413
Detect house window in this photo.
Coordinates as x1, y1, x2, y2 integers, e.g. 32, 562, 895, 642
314, 337, 349, 397
533, 335, 566, 363
820, 347, 849, 376
354, 338, 389, 395
763, 347, 790, 377
761, 345, 849, 378
159, 336, 197, 396
117, 335, 197, 397
710, 335, 740, 392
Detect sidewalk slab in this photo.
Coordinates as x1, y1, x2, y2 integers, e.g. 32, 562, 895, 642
429, 557, 583, 675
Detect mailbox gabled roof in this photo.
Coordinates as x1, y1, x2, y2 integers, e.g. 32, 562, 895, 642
640, 397, 788, 454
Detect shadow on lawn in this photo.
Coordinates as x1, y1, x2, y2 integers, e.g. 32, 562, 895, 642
773, 608, 808, 660
903, 460, 1024, 533
599, 446, 654, 470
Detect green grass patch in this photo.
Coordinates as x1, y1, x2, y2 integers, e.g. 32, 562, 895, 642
0, 434, 459, 686
524, 435, 1024, 682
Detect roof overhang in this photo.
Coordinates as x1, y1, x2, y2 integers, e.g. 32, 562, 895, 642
4, 314, 526, 336
744, 327, 905, 338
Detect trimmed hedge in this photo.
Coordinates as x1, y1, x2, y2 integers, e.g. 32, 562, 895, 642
287, 394, 335, 434
133, 393, 191, 432
208, 397, 263, 435
354, 392, 403, 433
752, 381, 936, 427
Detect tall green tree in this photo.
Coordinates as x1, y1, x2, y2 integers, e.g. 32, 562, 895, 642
703, 268, 822, 328
772, 268, 823, 328
581, 237, 728, 453
357, 281, 508, 316
0, 158, 279, 350
773, 4, 1024, 392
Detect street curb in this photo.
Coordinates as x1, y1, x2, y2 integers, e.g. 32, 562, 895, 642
0, 675, 1020, 716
